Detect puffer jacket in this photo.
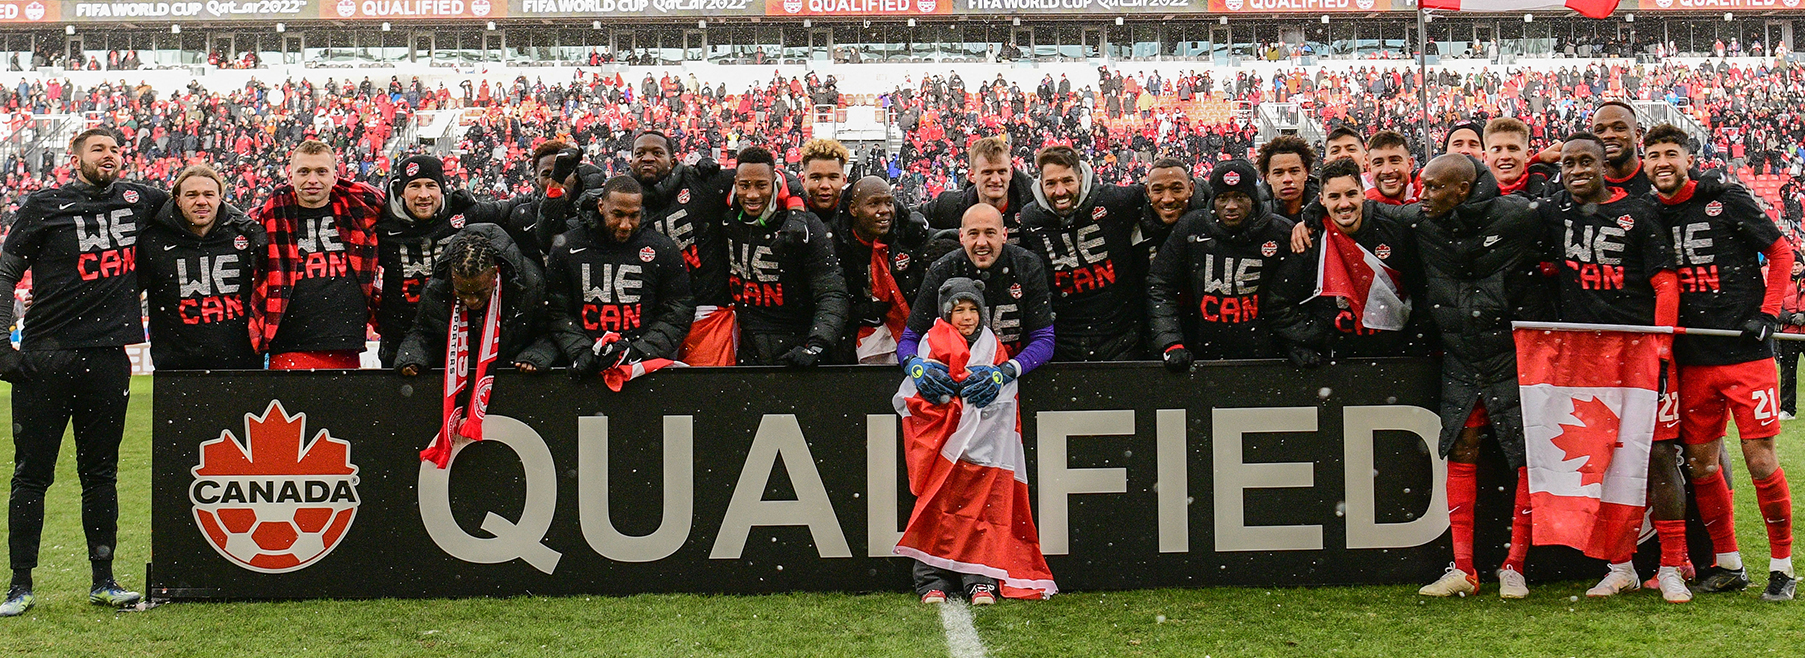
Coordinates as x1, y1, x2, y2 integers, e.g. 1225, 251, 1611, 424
394, 223, 552, 371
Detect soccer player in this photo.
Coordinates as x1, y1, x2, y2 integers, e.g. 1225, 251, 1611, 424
723, 146, 849, 366
1445, 121, 1485, 160
1138, 157, 1205, 262
1323, 126, 1370, 176
1268, 157, 1423, 363
249, 140, 382, 370
1542, 133, 1693, 603
539, 176, 694, 376
1147, 160, 1295, 366
1590, 101, 1652, 197
922, 136, 1035, 234
0, 128, 167, 616
1484, 117, 1551, 198
1366, 131, 1420, 206
830, 176, 933, 365
1645, 124, 1797, 601
394, 224, 552, 376
621, 130, 734, 366
798, 138, 850, 225
138, 165, 264, 370
1259, 136, 1316, 223
1402, 154, 1549, 599
1017, 145, 1151, 361
902, 204, 1055, 396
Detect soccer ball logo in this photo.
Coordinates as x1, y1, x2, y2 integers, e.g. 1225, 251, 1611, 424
1262, 241, 1278, 257
640, 246, 657, 262
678, 189, 691, 204
917, 0, 936, 11
783, 0, 802, 12
190, 401, 360, 574
450, 213, 466, 228
1375, 244, 1391, 259
123, 189, 139, 203
234, 235, 249, 250
1223, 170, 1241, 186
406, 162, 420, 176
1616, 215, 1634, 231
1226, 0, 1243, 10
23, 1, 43, 20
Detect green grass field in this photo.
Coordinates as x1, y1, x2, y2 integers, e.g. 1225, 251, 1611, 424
2, 377, 1803, 657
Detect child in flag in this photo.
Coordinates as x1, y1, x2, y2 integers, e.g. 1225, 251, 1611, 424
893, 277, 1056, 605
1538, 133, 1692, 602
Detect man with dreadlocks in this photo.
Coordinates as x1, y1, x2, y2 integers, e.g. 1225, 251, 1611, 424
397, 224, 551, 468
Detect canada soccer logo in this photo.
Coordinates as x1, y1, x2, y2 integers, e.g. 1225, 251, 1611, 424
640, 246, 657, 262
916, 0, 936, 10
678, 189, 691, 204
123, 189, 139, 203
1706, 201, 1723, 217
190, 401, 359, 574
783, 0, 802, 12
335, 0, 356, 16
23, 1, 43, 21
1226, 0, 1242, 9
1009, 283, 1023, 299
1223, 170, 1241, 186
1092, 207, 1107, 220
894, 252, 911, 270
1616, 215, 1634, 231
1356, 0, 1373, 7
1375, 244, 1391, 259
1261, 241, 1278, 257
471, 0, 491, 15
405, 162, 420, 177
234, 235, 249, 251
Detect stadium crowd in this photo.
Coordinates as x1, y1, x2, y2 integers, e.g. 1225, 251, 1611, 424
2, 54, 1805, 616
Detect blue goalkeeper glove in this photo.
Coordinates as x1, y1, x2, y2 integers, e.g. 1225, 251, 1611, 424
960, 362, 1017, 409
904, 356, 958, 404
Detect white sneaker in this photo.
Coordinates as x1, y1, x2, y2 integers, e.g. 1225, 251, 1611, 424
1419, 564, 1478, 597
1498, 566, 1529, 599
1657, 566, 1693, 603
1783, 412, 1797, 421
1586, 567, 1641, 598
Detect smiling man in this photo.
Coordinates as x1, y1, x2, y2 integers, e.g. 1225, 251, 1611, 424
0, 128, 168, 617
722, 146, 849, 367
1018, 145, 1150, 361
1137, 158, 1208, 262
1485, 117, 1550, 198
619, 130, 735, 366
830, 176, 933, 364
1591, 101, 1651, 196
798, 138, 850, 225
902, 203, 1054, 378
137, 164, 263, 371
922, 136, 1035, 235
1365, 131, 1420, 205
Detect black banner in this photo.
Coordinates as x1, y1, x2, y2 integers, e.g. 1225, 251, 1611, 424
149, 359, 1592, 600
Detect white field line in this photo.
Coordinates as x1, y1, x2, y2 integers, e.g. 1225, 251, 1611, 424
938, 600, 988, 658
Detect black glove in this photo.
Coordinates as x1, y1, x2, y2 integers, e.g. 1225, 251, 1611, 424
594, 339, 635, 368
1742, 313, 1779, 342
779, 341, 826, 368
772, 216, 811, 260
1162, 345, 1193, 373
567, 351, 598, 380
550, 148, 582, 189
1789, 312, 1805, 327
1286, 343, 1323, 369
0, 346, 28, 383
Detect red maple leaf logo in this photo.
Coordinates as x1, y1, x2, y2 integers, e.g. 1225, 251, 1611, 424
1550, 396, 1622, 488
194, 400, 356, 478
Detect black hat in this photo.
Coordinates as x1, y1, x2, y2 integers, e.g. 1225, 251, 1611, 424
1447, 121, 1484, 148
396, 155, 446, 190
1209, 159, 1261, 204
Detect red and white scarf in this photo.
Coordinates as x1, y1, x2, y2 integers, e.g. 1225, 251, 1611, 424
420, 276, 501, 469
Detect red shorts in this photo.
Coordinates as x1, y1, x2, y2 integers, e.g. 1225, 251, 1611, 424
1677, 360, 1783, 444
1655, 359, 1680, 442
269, 350, 361, 370
1463, 401, 1489, 429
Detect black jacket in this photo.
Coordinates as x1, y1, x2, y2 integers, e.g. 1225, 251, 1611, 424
138, 199, 265, 370
921, 168, 1037, 236
395, 223, 551, 371
905, 243, 1055, 358
1376, 163, 1551, 467
830, 198, 934, 364
1267, 200, 1430, 359
1146, 205, 1295, 360
375, 187, 522, 367
639, 162, 733, 308
538, 193, 696, 365
1018, 169, 1154, 361
723, 197, 850, 358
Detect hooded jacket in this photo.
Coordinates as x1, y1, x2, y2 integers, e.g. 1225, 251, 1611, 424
375, 186, 521, 367
722, 174, 850, 357
537, 188, 696, 365
830, 197, 935, 364
1146, 197, 1295, 361
1266, 200, 1429, 359
922, 168, 1037, 236
636, 161, 733, 308
395, 223, 552, 371
1018, 165, 1153, 360
137, 198, 265, 370
1374, 162, 1551, 467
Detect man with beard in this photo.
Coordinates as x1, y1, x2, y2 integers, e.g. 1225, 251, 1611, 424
831, 176, 933, 364
0, 128, 166, 616
1592, 101, 1653, 196
1645, 124, 1797, 601
1402, 154, 1550, 599
1539, 134, 1692, 603
922, 136, 1036, 234
1485, 118, 1552, 198
375, 154, 540, 368
525, 139, 607, 258
537, 176, 694, 377
250, 140, 382, 370
1147, 160, 1294, 367
1259, 135, 1317, 223
1137, 158, 1209, 262
799, 138, 850, 225
1018, 145, 1151, 361
724, 146, 849, 366
1268, 157, 1424, 365
1323, 126, 1370, 179
138, 164, 263, 371
1366, 131, 1420, 206
901, 204, 1055, 400
617, 130, 734, 365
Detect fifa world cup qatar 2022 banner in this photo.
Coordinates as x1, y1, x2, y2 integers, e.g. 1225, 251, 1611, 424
147, 359, 1592, 601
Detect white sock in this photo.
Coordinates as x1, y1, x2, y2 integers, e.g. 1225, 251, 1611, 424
1772, 557, 1795, 578
1716, 552, 1744, 571
1609, 561, 1636, 576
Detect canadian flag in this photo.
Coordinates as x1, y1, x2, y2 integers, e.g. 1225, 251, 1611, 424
1515, 326, 1663, 560
1422, 0, 1620, 19
676, 305, 737, 367
892, 320, 1056, 599
1312, 224, 1410, 332
595, 332, 686, 392
855, 242, 912, 365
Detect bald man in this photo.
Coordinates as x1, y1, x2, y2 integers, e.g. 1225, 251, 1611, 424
900, 204, 1054, 372
831, 176, 934, 364
1394, 153, 1552, 599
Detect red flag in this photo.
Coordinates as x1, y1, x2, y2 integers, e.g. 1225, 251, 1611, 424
1421, 0, 1619, 19
892, 320, 1056, 599
592, 331, 686, 392
1312, 224, 1410, 332
1515, 326, 1663, 560
855, 241, 912, 364
676, 305, 737, 367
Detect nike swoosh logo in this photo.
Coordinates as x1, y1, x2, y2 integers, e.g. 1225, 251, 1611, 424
385, 230, 405, 236
1483, 236, 1501, 246
569, 247, 586, 253
163, 244, 177, 251
58, 203, 74, 210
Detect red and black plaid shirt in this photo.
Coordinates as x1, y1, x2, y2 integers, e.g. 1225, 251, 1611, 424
248, 180, 382, 353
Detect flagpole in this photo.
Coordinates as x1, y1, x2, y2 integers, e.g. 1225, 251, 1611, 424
1512, 321, 1805, 341
1418, 4, 1432, 160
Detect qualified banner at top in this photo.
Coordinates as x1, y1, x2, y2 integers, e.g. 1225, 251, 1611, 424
1636, 0, 1800, 9
1207, 0, 1395, 11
